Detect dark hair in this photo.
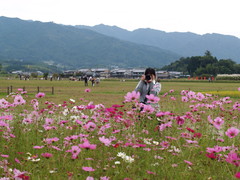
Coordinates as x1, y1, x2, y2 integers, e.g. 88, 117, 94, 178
144, 68, 156, 76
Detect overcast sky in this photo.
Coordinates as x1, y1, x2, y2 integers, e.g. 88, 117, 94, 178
1, 0, 240, 38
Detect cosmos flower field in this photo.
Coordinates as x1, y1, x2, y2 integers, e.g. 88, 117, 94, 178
0, 82, 239, 179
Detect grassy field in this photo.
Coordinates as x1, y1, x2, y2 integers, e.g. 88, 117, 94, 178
0, 78, 239, 106
0, 78, 239, 179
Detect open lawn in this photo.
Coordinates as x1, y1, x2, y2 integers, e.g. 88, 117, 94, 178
0, 79, 239, 107
0, 79, 239, 179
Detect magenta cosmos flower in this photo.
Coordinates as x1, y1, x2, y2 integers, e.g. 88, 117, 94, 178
235, 172, 240, 178
84, 88, 91, 93
225, 127, 239, 138
35, 92, 45, 98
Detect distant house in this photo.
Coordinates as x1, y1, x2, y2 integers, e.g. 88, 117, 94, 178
110, 69, 130, 78
11, 70, 23, 74
156, 71, 183, 79
156, 71, 169, 79
91, 68, 109, 77
63, 70, 76, 76
131, 69, 145, 79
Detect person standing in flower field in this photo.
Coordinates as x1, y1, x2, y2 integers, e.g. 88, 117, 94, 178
135, 67, 161, 111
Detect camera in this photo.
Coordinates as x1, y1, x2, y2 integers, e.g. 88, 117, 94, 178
145, 74, 151, 81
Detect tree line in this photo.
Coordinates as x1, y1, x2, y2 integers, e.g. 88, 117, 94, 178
160, 51, 240, 77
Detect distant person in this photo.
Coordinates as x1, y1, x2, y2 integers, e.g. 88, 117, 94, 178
96, 77, 100, 86
84, 76, 88, 86
91, 77, 95, 86
135, 68, 161, 111
208, 77, 211, 82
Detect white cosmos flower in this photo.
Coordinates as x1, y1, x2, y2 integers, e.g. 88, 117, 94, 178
70, 99, 75, 103
117, 152, 126, 158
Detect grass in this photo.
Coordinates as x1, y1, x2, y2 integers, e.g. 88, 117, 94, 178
0, 79, 239, 106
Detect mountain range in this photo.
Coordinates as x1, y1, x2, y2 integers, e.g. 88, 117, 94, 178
0, 16, 240, 71
77, 24, 240, 63
0, 16, 180, 69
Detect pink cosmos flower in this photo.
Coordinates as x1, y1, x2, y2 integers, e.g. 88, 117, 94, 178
181, 132, 191, 139
85, 88, 91, 93
51, 146, 62, 151
45, 118, 54, 125
33, 146, 44, 149
15, 158, 21, 164
99, 136, 112, 146
181, 90, 188, 96
206, 146, 223, 153
0, 98, 10, 109
69, 146, 81, 159
213, 117, 224, 130
79, 139, 97, 149
41, 153, 53, 158
226, 152, 240, 167
124, 91, 140, 102
141, 104, 155, 114
207, 115, 213, 124
156, 111, 173, 117
160, 141, 169, 148
86, 177, 94, 180
13, 95, 26, 105
100, 177, 110, 180
44, 137, 59, 144
35, 92, 45, 98
82, 166, 95, 172
13, 169, 29, 180
22, 118, 33, 124
146, 170, 156, 175
238, 87, 240, 91
146, 94, 160, 103
159, 121, 172, 131
184, 160, 193, 166
1, 154, 9, 158
186, 140, 198, 144
225, 127, 239, 138
83, 122, 96, 131
181, 96, 189, 102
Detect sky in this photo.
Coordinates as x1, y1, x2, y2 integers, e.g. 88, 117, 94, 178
1, 0, 240, 38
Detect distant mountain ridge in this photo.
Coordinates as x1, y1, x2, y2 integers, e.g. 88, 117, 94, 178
76, 24, 240, 63
0, 16, 180, 69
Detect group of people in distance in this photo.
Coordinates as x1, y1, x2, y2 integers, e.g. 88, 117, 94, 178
84, 76, 100, 87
